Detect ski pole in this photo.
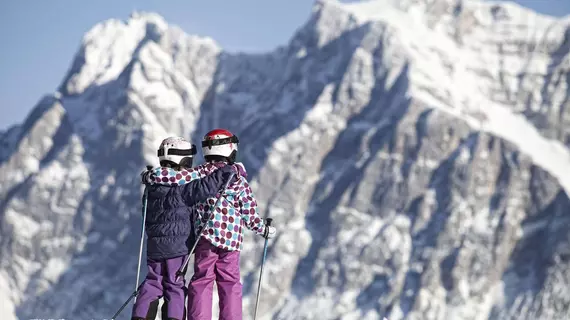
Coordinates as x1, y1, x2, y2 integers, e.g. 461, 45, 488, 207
134, 165, 152, 303
175, 171, 236, 282
253, 217, 273, 320
110, 165, 152, 320
110, 282, 144, 320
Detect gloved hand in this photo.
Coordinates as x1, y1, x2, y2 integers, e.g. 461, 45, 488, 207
263, 225, 277, 239
140, 167, 156, 185
219, 164, 239, 183
219, 164, 237, 174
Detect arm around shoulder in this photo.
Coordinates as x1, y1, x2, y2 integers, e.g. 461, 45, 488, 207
180, 165, 237, 206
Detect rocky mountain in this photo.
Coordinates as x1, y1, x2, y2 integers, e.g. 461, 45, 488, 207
1, 0, 569, 319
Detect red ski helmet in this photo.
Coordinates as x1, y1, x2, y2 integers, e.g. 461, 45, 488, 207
201, 129, 239, 162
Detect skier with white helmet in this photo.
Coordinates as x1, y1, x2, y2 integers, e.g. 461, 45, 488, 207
132, 136, 239, 320
150, 129, 276, 320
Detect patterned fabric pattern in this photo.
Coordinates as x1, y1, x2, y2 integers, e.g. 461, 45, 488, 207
152, 162, 266, 251
150, 166, 210, 185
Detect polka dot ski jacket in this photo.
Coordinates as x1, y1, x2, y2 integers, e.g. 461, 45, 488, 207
151, 161, 267, 252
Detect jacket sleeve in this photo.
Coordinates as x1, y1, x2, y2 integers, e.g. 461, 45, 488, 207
180, 166, 235, 206
238, 183, 265, 236
151, 165, 209, 186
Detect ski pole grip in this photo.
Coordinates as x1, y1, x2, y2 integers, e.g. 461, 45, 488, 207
266, 218, 273, 226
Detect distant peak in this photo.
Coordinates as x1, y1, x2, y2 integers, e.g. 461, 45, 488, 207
127, 11, 168, 26
57, 10, 178, 96
315, 0, 562, 24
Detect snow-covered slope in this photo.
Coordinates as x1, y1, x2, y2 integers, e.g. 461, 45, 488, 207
1, 0, 569, 319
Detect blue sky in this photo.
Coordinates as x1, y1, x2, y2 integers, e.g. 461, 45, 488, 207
0, 0, 569, 131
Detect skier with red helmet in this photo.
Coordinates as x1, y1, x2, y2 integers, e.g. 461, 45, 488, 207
150, 129, 276, 320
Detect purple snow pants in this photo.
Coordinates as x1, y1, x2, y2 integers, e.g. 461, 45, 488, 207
132, 255, 188, 320
187, 238, 242, 320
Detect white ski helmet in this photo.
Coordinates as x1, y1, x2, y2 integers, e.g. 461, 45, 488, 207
201, 129, 239, 162
157, 136, 196, 167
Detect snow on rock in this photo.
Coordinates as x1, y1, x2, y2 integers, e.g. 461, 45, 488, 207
0, 271, 17, 320
0, 96, 68, 193
1, 1, 569, 320
62, 12, 168, 96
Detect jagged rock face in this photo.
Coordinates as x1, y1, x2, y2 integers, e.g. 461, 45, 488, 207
1, 1, 569, 320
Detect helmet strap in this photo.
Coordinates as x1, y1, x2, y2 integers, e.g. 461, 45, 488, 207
157, 145, 197, 157
201, 135, 239, 149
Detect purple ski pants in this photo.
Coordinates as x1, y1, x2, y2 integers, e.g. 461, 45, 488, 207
132, 255, 188, 320
187, 238, 242, 320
